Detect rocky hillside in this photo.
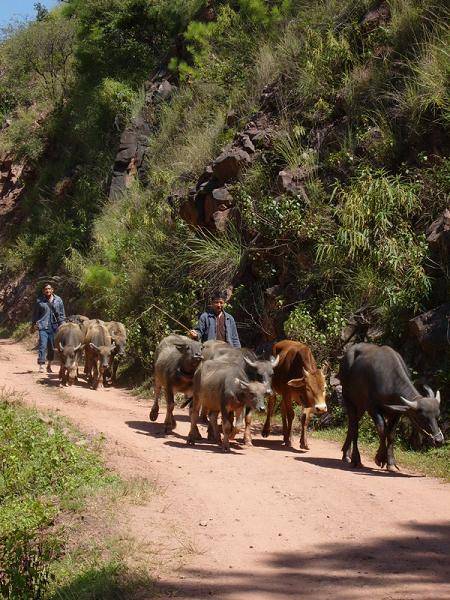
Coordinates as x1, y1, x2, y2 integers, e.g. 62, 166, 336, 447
0, 1, 449, 398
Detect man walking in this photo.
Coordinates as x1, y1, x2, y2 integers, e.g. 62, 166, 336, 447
31, 283, 66, 373
189, 291, 241, 348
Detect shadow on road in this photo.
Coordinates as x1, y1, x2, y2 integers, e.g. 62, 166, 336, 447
295, 455, 418, 478
50, 522, 449, 599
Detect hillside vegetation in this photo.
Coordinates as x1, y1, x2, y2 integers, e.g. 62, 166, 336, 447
0, 0, 449, 393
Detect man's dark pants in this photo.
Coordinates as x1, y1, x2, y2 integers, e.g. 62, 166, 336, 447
38, 327, 56, 365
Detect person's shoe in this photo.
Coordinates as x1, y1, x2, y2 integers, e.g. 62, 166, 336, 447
46, 364, 53, 373
38, 365, 45, 373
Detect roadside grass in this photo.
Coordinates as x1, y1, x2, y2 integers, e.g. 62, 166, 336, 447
0, 388, 160, 599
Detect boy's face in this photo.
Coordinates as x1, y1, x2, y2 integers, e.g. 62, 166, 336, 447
212, 298, 225, 315
43, 285, 53, 299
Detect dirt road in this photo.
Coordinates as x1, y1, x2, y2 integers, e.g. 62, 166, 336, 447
1, 339, 449, 599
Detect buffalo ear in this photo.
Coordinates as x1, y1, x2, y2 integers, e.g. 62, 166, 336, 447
288, 377, 305, 389
385, 404, 410, 413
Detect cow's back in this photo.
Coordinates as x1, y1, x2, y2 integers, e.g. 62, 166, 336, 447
55, 322, 83, 347
85, 324, 111, 347
106, 321, 127, 338
341, 343, 417, 406
272, 340, 316, 393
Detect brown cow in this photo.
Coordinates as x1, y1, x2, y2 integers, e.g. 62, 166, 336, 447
261, 340, 327, 450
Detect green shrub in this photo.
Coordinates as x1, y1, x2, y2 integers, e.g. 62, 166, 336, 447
97, 78, 138, 128
0, 106, 46, 163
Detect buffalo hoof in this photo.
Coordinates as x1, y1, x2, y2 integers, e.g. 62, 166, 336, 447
284, 440, 292, 448
149, 406, 159, 422
261, 428, 270, 438
243, 438, 253, 447
171, 417, 177, 429
374, 454, 387, 468
221, 445, 231, 453
300, 442, 310, 451
186, 435, 196, 446
163, 424, 174, 434
351, 461, 363, 468
342, 455, 352, 463
387, 463, 400, 472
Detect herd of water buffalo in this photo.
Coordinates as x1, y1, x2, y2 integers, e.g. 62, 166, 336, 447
55, 317, 444, 471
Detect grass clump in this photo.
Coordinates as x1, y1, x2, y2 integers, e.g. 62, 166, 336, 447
0, 389, 114, 599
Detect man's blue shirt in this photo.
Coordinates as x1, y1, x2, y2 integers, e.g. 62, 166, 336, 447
194, 310, 241, 348
32, 295, 66, 331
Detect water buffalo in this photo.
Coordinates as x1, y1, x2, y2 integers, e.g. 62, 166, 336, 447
199, 341, 278, 444
105, 321, 127, 384
67, 314, 90, 326
339, 343, 444, 471
187, 359, 267, 452
149, 335, 203, 433
84, 323, 115, 389
262, 340, 327, 450
54, 322, 83, 386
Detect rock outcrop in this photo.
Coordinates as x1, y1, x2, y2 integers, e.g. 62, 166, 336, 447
427, 208, 450, 257
0, 153, 33, 244
176, 110, 275, 231
409, 303, 450, 357
109, 72, 176, 199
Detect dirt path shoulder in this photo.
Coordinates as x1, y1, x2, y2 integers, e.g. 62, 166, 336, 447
1, 339, 449, 599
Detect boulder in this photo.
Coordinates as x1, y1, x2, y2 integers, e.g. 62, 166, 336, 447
212, 147, 251, 184
409, 303, 450, 356
427, 208, 450, 255
212, 187, 233, 206
276, 167, 313, 198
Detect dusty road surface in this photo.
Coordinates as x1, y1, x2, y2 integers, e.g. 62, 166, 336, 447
1, 338, 449, 599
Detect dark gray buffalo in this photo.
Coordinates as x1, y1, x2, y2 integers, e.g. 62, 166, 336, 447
84, 323, 115, 390
149, 335, 203, 433
200, 341, 278, 445
105, 321, 127, 384
339, 343, 444, 471
55, 322, 83, 386
187, 359, 267, 452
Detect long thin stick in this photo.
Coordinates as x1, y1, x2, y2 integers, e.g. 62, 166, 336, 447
130, 303, 191, 333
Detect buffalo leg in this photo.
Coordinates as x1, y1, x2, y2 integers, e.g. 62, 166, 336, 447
385, 414, 400, 471
187, 396, 201, 445
299, 407, 313, 450
220, 408, 232, 452
111, 359, 118, 385
243, 408, 253, 446
199, 405, 209, 424
188, 403, 202, 440
341, 398, 354, 462
163, 388, 176, 433
281, 395, 294, 447
230, 409, 240, 440
92, 360, 99, 389
371, 411, 387, 468
262, 394, 275, 438
149, 383, 161, 421
209, 411, 222, 447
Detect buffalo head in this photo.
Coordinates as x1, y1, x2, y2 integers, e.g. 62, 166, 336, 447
89, 342, 116, 372
174, 339, 203, 371
58, 342, 82, 384
243, 354, 279, 396
287, 366, 327, 414
235, 379, 267, 412
392, 387, 444, 446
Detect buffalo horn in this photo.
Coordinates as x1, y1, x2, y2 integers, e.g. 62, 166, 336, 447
244, 356, 258, 369
58, 342, 64, 351
303, 368, 310, 377
74, 343, 82, 351
436, 390, 441, 405
89, 342, 100, 351
235, 378, 249, 389
270, 355, 280, 367
400, 396, 418, 409
423, 384, 434, 398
